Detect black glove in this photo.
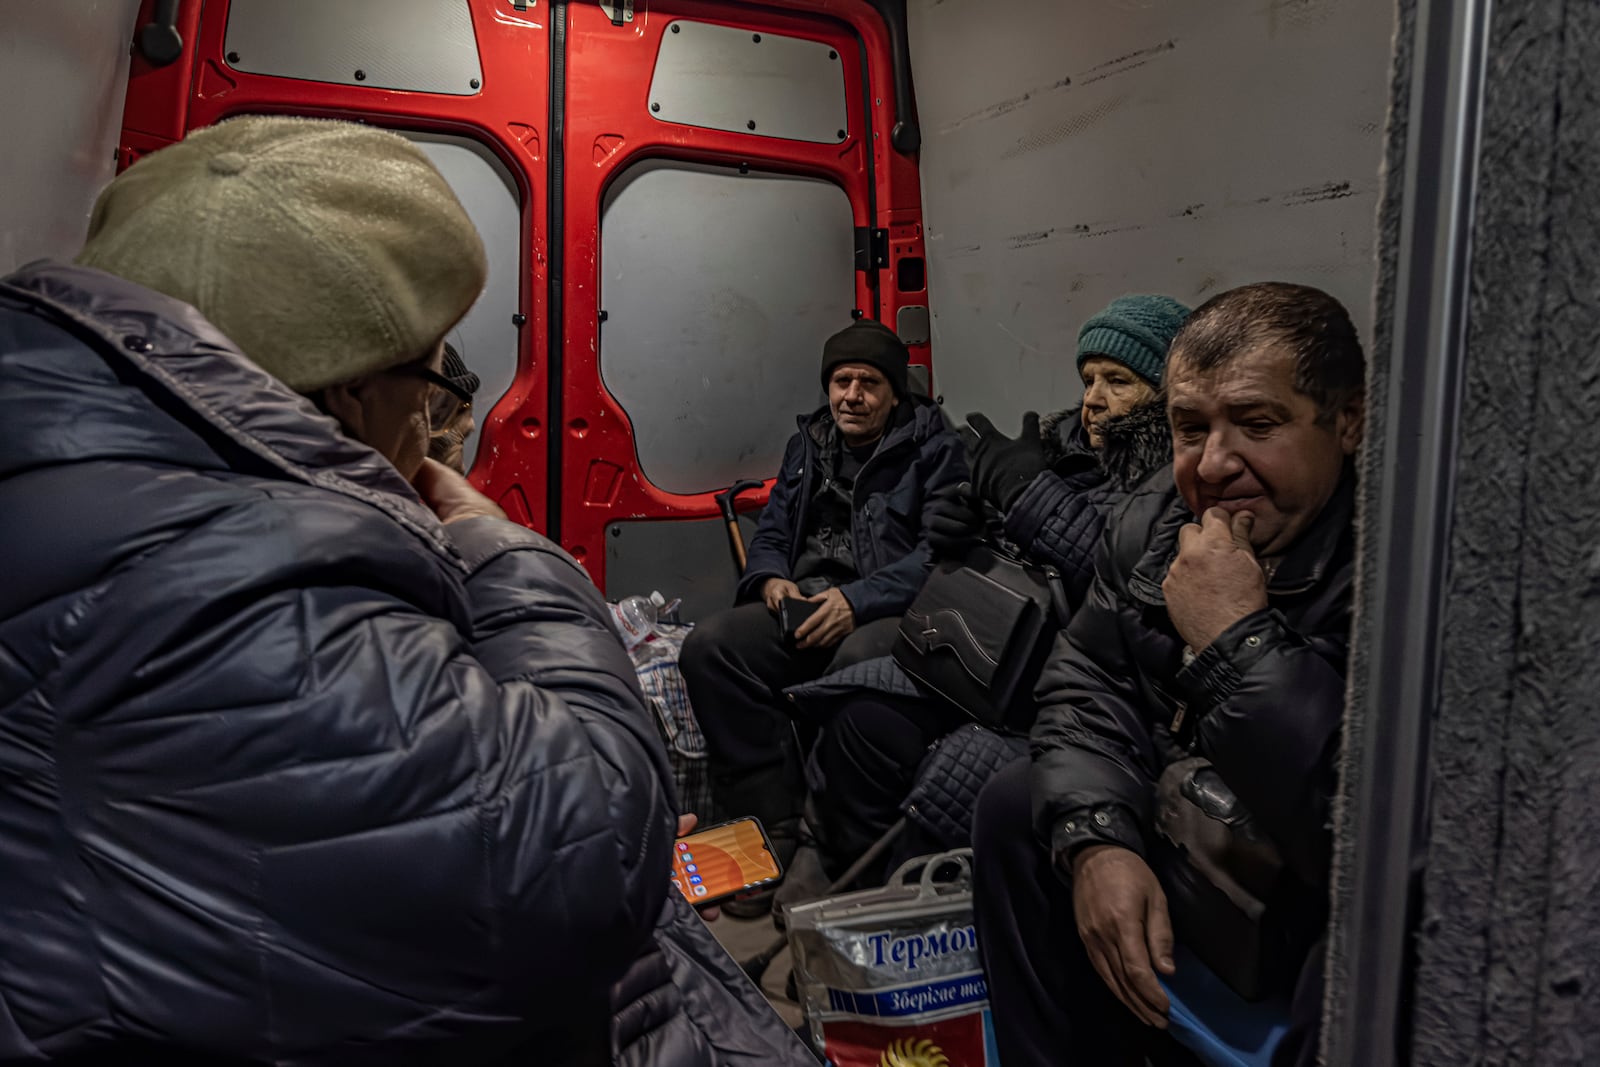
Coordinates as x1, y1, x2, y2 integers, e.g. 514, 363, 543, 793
926, 481, 985, 560
963, 411, 1045, 513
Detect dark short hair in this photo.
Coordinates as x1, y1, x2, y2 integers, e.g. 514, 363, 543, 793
1168, 282, 1365, 419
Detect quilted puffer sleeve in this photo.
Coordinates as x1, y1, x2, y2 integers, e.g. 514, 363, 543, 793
32, 480, 677, 1057
448, 515, 680, 966
1002, 468, 1114, 605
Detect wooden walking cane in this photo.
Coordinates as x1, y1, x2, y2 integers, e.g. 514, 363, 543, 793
714, 479, 765, 575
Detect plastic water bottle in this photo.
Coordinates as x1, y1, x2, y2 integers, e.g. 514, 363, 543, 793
611, 591, 666, 651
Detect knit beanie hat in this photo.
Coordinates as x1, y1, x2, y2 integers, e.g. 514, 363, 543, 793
1076, 294, 1192, 388
441, 342, 480, 398
77, 115, 488, 393
819, 319, 910, 397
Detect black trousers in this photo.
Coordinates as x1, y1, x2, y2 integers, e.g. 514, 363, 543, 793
971, 759, 1325, 1067
809, 692, 970, 873
679, 601, 899, 826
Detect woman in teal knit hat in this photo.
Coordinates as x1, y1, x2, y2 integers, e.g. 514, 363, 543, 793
938, 292, 1193, 601
1072, 293, 1191, 449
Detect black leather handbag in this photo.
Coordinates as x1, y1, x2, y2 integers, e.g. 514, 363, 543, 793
890, 545, 1069, 730
1149, 758, 1319, 1002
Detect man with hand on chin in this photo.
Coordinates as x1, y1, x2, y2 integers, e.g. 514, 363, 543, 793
971, 282, 1365, 1067
681, 318, 966, 918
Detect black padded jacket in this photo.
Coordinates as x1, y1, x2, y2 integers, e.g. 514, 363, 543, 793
1029, 474, 1355, 890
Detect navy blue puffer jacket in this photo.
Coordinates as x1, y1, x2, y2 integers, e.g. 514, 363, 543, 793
0, 263, 690, 1064
735, 399, 967, 622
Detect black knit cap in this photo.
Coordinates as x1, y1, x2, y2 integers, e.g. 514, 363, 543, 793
819, 319, 910, 397
441, 342, 480, 397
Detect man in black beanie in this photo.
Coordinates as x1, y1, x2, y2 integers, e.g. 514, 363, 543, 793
680, 318, 967, 918
427, 342, 481, 474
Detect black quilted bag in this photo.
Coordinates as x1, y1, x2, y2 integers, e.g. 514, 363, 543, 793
901, 724, 1028, 848
891, 544, 1068, 730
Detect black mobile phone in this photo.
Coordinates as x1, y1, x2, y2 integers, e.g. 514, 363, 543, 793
778, 596, 822, 642
670, 816, 784, 906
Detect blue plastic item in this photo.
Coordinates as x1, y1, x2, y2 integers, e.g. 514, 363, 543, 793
1158, 946, 1291, 1067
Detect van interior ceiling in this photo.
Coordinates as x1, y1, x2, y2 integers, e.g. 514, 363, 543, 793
6, 0, 1600, 1063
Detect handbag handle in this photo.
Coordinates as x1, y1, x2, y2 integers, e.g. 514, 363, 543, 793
973, 539, 1073, 627
1042, 564, 1070, 626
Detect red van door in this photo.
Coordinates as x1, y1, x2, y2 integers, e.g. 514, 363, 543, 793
117, 0, 927, 612
544, 0, 928, 609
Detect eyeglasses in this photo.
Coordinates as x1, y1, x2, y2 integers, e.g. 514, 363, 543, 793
414, 366, 474, 406
392, 364, 474, 431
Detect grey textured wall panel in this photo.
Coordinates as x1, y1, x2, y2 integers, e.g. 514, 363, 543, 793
404, 134, 521, 474
224, 0, 482, 96
908, 0, 1395, 426
1331, 0, 1600, 1060
0, 0, 141, 274
649, 20, 849, 144
1406, 0, 1600, 1060
599, 160, 855, 496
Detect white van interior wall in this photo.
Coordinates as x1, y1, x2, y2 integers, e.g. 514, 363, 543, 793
908, 0, 1397, 427
0, 1, 142, 275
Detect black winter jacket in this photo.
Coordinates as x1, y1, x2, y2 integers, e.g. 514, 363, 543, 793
1030, 474, 1355, 890
1005, 402, 1172, 606
735, 399, 967, 623
0, 263, 810, 1066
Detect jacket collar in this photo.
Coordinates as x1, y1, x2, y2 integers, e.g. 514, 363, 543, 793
0, 261, 458, 562
1128, 471, 1356, 606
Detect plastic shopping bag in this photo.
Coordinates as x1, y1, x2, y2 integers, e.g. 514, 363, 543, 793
787, 849, 1000, 1067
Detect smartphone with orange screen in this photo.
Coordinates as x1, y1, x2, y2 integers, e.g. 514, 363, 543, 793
670, 816, 784, 905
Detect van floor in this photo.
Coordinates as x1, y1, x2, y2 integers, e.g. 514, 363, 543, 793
708, 911, 804, 1029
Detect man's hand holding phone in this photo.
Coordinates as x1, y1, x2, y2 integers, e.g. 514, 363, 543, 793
794, 587, 855, 649
761, 577, 802, 614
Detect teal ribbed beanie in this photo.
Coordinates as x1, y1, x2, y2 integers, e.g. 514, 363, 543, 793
1076, 294, 1192, 388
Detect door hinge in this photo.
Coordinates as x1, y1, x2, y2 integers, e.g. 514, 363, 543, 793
854, 227, 889, 272
599, 0, 634, 25
138, 0, 184, 66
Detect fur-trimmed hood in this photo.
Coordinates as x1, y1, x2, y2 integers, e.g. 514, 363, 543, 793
1041, 401, 1171, 492
1095, 399, 1172, 491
